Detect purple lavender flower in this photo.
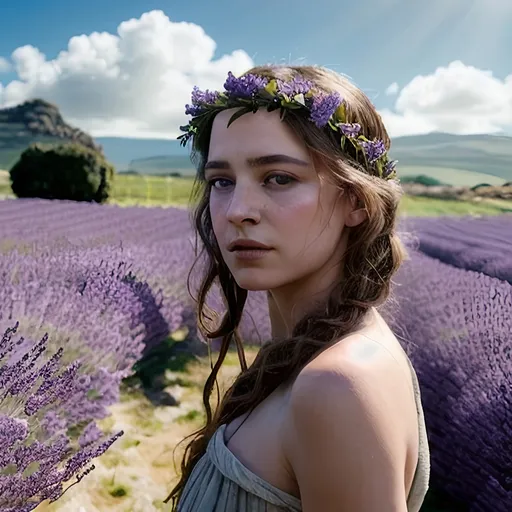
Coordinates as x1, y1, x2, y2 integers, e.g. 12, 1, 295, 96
360, 139, 386, 163
223, 71, 268, 98
24, 360, 82, 416
277, 76, 313, 96
0, 325, 123, 509
185, 86, 220, 116
338, 122, 361, 138
309, 92, 343, 128
184, 104, 203, 116
383, 159, 397, 178
0, 416, 28, 457
190, 86, 219, 106
42, 411, 67, 436
78, 421, 103, 448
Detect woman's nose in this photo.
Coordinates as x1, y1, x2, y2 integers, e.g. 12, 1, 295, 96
225, 182, 262, 226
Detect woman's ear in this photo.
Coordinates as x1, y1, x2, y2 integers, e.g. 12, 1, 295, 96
345, 206, 367, 227
344, 192, 367, 227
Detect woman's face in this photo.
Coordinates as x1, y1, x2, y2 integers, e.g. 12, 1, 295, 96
205, 108, 357, 294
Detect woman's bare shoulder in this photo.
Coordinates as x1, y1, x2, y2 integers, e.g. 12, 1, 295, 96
291, 330, 413, 407
281, 333, 415, 511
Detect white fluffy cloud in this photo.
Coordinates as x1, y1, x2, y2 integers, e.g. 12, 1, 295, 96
385, 82, 399, 96
0, 13, 511, 139
0, 57, 11, 73
380, 61, 512, 137
0, 10, 253, 139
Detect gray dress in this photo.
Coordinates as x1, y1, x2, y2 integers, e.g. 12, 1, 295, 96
177, 356, 430, 511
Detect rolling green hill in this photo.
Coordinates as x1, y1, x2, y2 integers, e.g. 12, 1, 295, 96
122, 132, 512, 186
388, 133, 512, 182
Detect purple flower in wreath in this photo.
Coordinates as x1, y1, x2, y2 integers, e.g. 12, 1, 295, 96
339, 123, 361, 138
185, 86, 220, 116
309, 92, 343, 128
191, 86, 219, 105
224, 72, 268, 98
360, 139, 386, 163
383, 159, 397, 178
185, 104, 203, 116
277, 76, 314, 96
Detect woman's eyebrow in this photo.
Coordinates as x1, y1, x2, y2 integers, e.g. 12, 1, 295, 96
204, 154, 310, 171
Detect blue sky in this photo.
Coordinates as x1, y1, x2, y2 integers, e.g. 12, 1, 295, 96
0, 0, 511, 138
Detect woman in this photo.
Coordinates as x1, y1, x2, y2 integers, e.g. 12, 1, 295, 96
165, 65, 430, 511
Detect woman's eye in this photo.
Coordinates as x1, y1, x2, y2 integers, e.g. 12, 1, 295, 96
266, 174, 294, 186
210, 178, 233, 189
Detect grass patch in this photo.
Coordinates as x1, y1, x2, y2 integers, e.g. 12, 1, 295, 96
109, 485, 129, 498
100, 451, 128, 469
97, 415, 116, 434
0, 170, 12, 197
101, 476, 132, 499
152, 498, 168, 510
133, 416, 164, 433
124, 399, 165, 433
118, 386, 145, 401
163, 372, 197, 388
175, 409, 203, 424
110, 174, 195, 206
398, 194, 511, 216
119, 436, 141, 450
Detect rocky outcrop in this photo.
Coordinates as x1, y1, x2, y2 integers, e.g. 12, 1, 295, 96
0, 99, 102, 154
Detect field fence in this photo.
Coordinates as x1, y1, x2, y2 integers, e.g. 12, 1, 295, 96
111, 174, 194, 206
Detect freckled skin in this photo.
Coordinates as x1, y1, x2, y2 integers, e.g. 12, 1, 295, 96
206, 108, 361, 325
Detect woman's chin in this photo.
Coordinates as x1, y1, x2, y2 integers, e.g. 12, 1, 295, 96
233, 272, 284, 292
235, 280, 271, 292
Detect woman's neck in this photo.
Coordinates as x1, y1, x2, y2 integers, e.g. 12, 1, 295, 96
267, 261, 343, 339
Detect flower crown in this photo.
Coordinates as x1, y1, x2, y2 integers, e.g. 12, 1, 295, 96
179, 71, 398, 181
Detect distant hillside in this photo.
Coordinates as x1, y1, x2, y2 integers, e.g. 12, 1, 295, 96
115, 132, 512, 186
96, 137, 184, 169
126, 154, 194, 175
389, 133, 512, 182
0, 99, 102, 169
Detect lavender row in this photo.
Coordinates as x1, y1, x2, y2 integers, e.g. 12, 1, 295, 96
1, 198, 271, 343
1, 198, 510, 510
384, 251, 512, 510
0, 198, 192, 247
401, 215, 512, 284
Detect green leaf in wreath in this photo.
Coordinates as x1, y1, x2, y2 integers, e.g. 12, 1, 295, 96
334, 102, 347, 123
264, 79, 279, 96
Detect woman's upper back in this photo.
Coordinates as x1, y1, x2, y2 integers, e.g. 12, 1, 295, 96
175, 309, 431, 511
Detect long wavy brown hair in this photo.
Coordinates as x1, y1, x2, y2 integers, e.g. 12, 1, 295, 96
164, 64, 407, 508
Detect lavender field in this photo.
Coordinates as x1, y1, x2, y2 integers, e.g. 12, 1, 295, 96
0, 197, 511, 511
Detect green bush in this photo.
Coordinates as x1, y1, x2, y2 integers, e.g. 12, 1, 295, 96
9, 142, 115, 203
470, 183, 492, 191
400, 174, 446, 187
